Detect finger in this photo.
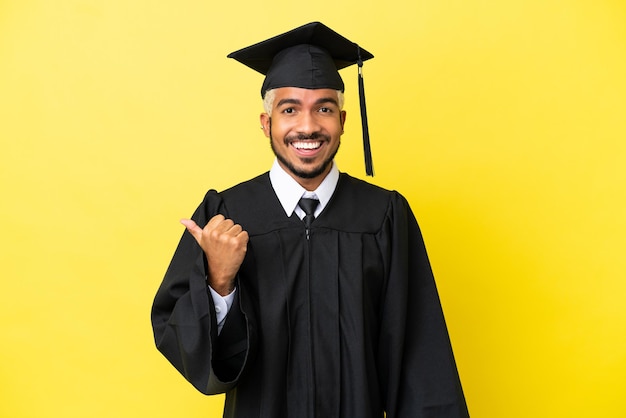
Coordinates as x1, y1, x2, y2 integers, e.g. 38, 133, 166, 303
205, 215, 247, 239
226, 223, 243, 236
238, 230, 250, 244
214, 218, 236, 233
209, 218, 240, 236
205, 214, 229, 231
180, 218, 203, 242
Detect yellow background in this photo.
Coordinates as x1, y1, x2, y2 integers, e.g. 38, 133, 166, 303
2, 0, 625, 416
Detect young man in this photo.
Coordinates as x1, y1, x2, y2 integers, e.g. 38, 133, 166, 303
152, 22, 469, 418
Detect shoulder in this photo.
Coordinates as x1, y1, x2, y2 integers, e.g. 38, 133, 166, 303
203, 173, 287, 232
338, 172, 395, 196
219, 172, 271, 201
191, 173, 271, 224
336, 172, 409, 209
318, 173, 411, 233
198, 173, 271, 206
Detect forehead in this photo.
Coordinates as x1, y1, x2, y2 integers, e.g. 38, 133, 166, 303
272, 87, 339, 105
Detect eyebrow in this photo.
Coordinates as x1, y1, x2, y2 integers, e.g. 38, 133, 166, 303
276, 97, 340, 108
276, 98, 301, 107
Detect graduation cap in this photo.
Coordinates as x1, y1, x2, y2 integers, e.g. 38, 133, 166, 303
228, 22, 375, 176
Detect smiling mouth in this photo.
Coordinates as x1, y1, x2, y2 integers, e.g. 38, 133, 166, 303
291, 141, 323, 150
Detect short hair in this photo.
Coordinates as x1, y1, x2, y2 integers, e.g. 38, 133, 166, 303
263, 89, 345, 116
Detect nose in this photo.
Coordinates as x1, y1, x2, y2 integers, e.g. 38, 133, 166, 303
296, 112, 321, 136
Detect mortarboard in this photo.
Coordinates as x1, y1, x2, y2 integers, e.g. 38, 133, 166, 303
228, 22, 375, 176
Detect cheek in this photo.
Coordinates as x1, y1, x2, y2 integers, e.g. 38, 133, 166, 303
325, 119, 344, 136
269, 118, 290, 136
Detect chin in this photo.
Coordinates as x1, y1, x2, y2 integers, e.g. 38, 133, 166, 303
290, 163, 329, 179
271, 138, 339, 180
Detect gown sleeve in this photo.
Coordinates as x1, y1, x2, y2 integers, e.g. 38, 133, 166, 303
382, 192, 469, 417
150, 190, 251, 395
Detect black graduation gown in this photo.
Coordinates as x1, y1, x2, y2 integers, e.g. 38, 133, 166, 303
151, 172, 469, 418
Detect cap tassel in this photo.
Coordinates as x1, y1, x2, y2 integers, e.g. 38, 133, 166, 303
357, 46, 374, 176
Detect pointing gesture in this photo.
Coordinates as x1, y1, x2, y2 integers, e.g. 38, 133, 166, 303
180, 214, 249, 296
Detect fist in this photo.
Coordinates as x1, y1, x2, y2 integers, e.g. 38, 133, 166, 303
181, 214, 249, 296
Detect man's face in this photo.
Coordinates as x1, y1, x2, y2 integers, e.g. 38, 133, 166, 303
261, 87, 346, 187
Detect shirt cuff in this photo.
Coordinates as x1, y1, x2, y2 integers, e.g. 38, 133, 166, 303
208, 286, 237, 334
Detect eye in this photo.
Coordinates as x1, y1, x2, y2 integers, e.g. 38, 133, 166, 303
282, 107, 296, 114
318, 107, 333, 113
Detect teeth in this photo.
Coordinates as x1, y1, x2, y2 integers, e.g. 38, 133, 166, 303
292, 141, 321, 150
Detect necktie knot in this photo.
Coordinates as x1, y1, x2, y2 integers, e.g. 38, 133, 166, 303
299, 197, 319, 229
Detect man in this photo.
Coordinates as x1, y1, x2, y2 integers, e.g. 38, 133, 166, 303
151, 22, 469, 417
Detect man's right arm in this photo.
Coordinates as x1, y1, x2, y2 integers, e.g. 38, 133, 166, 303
151, 193, 251, 395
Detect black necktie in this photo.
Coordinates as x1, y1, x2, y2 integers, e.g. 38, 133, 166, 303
299, 197, 319, 229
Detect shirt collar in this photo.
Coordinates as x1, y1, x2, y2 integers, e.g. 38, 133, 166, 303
269, 159, 339, 217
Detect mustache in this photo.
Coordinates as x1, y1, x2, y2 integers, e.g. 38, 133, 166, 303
284, 132, 331, 144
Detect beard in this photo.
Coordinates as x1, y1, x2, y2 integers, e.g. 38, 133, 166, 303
269, 129, 340, 180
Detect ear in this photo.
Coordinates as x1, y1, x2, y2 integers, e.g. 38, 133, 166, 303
260, 113, 271, 138
340, 110, 347, 132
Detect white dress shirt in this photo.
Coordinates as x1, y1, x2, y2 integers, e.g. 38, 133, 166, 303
211, 159, 340, 332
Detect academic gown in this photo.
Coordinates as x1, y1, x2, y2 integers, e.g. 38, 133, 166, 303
151, 172, 469, 418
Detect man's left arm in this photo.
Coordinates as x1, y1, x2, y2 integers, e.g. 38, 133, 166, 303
382, 192, 469, 417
